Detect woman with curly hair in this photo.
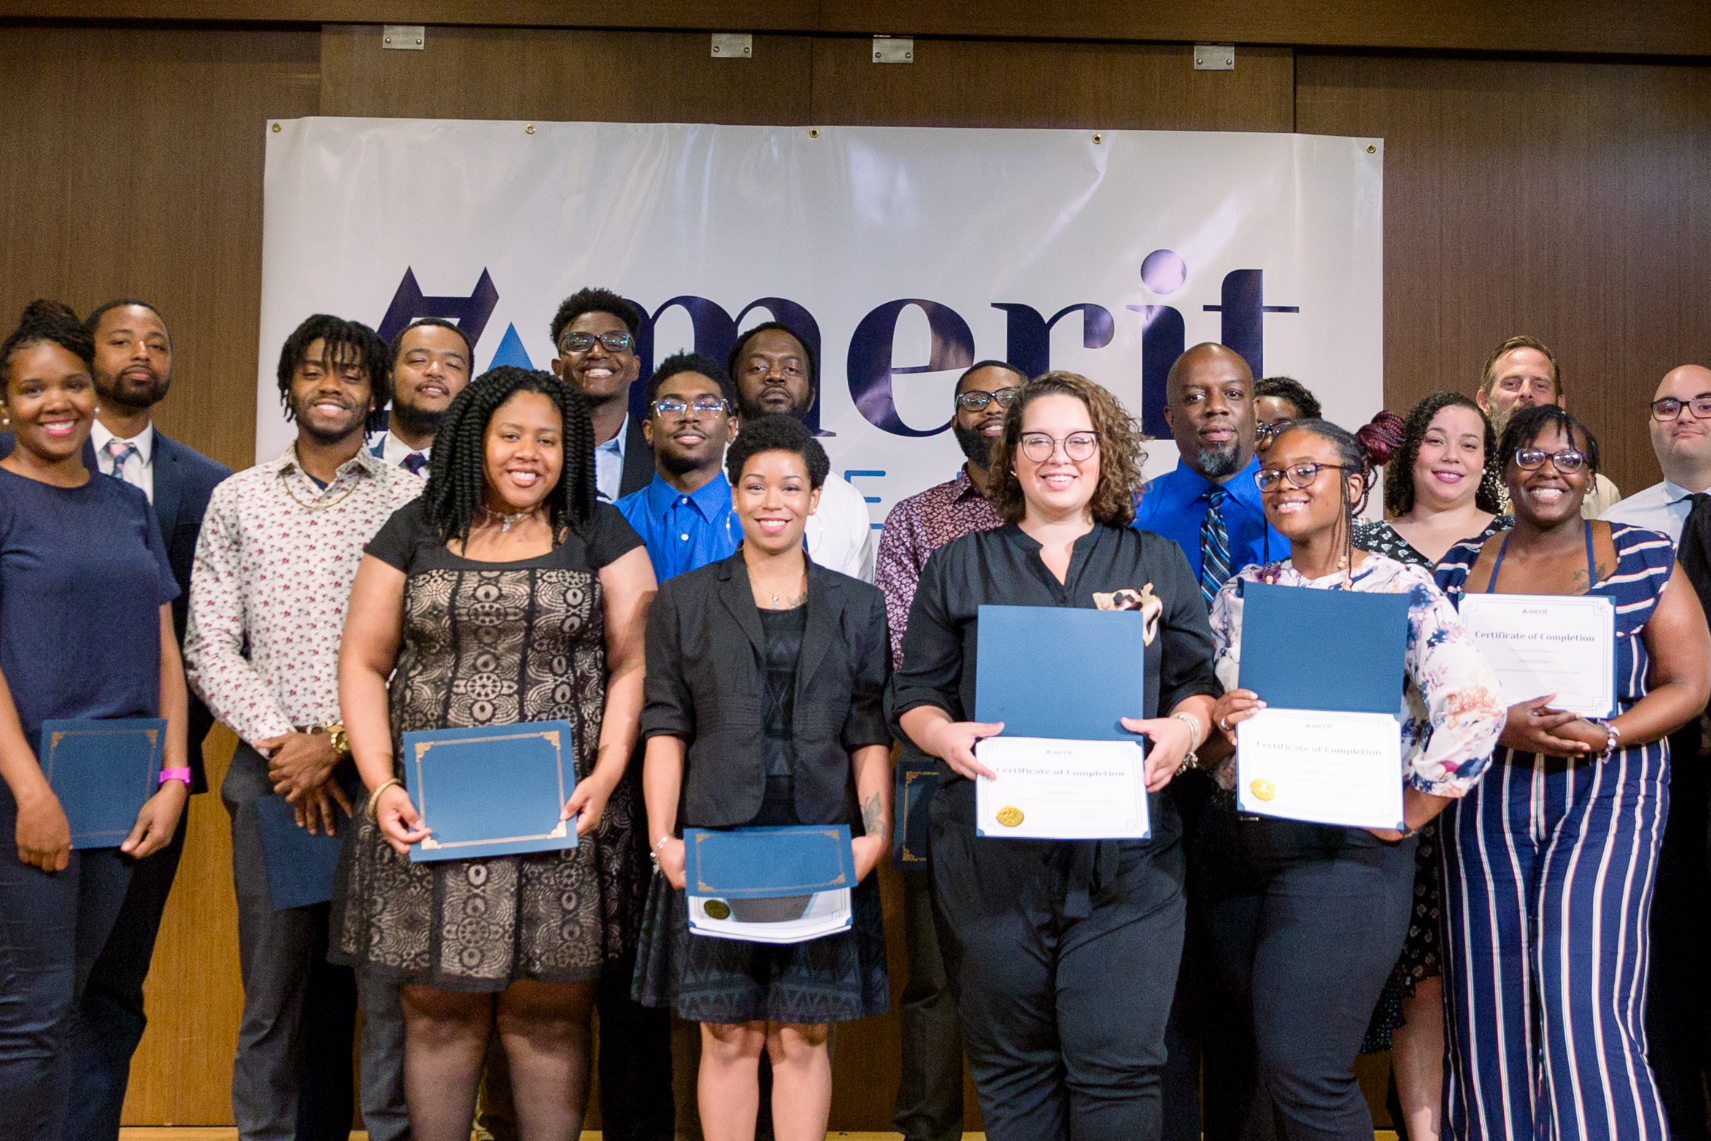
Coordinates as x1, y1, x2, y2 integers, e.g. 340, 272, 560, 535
893, 372, 1220, 1140
332, 366, 657, 1141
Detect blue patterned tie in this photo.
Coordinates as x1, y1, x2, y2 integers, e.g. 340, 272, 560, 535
402, 452, 429, 476
1200, 485, 1232, 609
104, 438, 140, 487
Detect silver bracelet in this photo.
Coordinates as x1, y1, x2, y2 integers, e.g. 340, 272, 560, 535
1171, 711, 1204, 772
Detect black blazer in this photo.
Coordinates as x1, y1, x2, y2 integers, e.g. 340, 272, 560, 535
0, 428, 231, 789
618, 411, 654, 500
642, 552, 893, 828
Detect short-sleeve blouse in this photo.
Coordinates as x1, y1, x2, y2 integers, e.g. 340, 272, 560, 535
1208, 555, 1505, 797
365, 500, 642, 578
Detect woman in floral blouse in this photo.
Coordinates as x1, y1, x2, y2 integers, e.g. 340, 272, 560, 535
1199, 418, 1505, 1141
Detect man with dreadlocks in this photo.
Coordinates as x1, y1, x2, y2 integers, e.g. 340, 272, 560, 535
185, 314, 422, 1141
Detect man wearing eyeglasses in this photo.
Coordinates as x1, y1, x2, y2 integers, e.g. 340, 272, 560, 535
1475, 334, 1621, 518
1128, 342, 1279, 1141
1604, 363, 1711, 1141
874, 359, 1019, 1141
549, 287, 655, 502
615, 352, 743, 582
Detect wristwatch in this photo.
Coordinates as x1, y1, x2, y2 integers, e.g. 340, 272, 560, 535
323, 722, 352, 760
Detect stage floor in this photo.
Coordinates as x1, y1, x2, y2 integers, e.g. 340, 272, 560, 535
119, 1132, 1407, 1140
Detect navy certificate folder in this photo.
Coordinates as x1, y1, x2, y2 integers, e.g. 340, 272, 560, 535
405, 720, 578, 863
893, 755, 936, 868
40, 718, 164, 849
1237, 582, 1411, 714
254, 794, 347, 910
685, 825, 856, 899
974, 604, 1148, 740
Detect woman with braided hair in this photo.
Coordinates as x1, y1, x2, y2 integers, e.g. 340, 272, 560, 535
332, 366, 657, 1141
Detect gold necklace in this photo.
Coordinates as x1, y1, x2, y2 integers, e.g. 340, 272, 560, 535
280, 469, 357, 511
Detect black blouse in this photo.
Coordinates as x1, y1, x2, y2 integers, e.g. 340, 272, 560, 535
890, 522, 1219, 796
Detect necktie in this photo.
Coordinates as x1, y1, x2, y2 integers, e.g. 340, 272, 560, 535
1677, 493, 1711, 618
1199, 485, 1232, 610
104, 438, 141, 488
402, 452, 429, 476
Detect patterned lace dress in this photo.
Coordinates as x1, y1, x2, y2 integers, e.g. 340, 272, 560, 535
332, 503, 648, 990
1349, 513, 1507, 1051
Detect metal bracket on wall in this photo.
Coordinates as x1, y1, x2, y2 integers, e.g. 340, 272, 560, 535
383, 25, 425, 50
1193, 43, 1234, 70
873, 36, 914, 63
711, 33, 752, 58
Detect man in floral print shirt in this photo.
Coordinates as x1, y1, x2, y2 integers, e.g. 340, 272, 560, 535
185, 315, 421, 1141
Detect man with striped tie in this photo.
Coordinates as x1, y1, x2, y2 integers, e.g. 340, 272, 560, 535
1129, 340, 1285, 1141
369, 316, 472, 475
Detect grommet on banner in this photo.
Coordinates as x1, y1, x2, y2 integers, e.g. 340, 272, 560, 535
809, 128, 820, 138
1367, 144, 1377, 153
1092, 133, 1104, 145
271, 123, 280, 133
525, 124, 536, 135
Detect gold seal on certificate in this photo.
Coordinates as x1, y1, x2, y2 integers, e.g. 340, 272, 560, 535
1236, 709, 1405, 830
1249, 779, 1276, 802
974, 737, 1152, 840
996, 806, 1024, 827
702, 899, 731, 920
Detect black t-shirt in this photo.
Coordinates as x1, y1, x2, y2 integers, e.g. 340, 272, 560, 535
365, 500, 644, 575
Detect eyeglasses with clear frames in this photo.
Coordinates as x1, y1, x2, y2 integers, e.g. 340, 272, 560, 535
955, 387, 1022, 412
1254, 462, 1349, 492
651, 396, 729, 418
1512, 448, 1587, 474
1650, 395, 1711, 422
1019, 432, 1099, 463
558, 330, 634, 354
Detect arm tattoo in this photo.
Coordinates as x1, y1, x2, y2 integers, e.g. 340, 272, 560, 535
861, 792, 887, 837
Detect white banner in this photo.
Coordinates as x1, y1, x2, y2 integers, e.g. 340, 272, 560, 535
260, 119, 1383, 523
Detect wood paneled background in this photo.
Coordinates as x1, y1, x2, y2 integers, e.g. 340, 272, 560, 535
0, 5, 1703, 1130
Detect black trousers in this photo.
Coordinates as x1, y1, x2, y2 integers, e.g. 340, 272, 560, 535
1646, 726, 1711, 1141
893, 868, 965, 1141
1194, 806, 1415, 1141
929, 784, 1185, 1141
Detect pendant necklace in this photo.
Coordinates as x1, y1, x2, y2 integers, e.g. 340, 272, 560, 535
485, 505, 541, 532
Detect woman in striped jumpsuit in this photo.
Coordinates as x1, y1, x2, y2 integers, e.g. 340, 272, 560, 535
1434, 405, 1711, 1141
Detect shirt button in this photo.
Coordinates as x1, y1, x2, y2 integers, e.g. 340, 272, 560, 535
680, 534, 690, 541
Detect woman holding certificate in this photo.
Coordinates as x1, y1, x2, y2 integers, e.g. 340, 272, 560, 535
633, 414, 892, 1141
0, 301, 189, 1141
892, 372, 1219, 1141
1205, 418, 1506, 1141
1433, 404, 1710, 1141
335, 367, 657, 1141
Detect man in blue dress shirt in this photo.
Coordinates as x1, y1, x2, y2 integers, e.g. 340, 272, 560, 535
616, 351, 742, 582
1130, 341, 1281, 1141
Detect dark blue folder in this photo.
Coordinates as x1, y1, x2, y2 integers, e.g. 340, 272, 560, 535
405, 720, 579, 863
684, 825, 856, 899
1237, 582, 1411, 714
893, 755, 936, 868
40, 718, 164, 849
974, 605, 1148, 740
254, 794, 347, 910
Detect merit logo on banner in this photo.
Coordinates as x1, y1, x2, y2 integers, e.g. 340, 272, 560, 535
260, 121, 1382, 522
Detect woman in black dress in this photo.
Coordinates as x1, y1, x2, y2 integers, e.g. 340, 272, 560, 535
1350, 392, 1506, 1141
893, 371, 1219, 1141
334, 367, 656, 1141
633, 414, 892, 1141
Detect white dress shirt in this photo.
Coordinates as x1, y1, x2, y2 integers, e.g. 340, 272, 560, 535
1603, 478, 1700, 544
91, 420, 155, 502
594, 413, 629, 503
377, 429, 431, 473
807, 470, 876, 582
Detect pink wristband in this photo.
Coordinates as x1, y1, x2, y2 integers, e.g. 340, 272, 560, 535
158, 767, 193, 787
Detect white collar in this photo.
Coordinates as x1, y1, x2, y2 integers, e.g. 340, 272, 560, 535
90, 419, 155, 464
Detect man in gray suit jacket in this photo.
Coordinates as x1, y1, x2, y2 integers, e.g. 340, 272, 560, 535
0, 298, 231, 1141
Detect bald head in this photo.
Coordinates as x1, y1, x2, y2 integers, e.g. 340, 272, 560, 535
1163, 342, 1257, 481
1648, 364, 1711, 491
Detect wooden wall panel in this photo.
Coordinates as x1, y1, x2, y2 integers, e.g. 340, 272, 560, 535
811, 39, 1293, 131
2, 0, 1709, 57
319, 24, 811, 122
0, 24, 320, 474
1296, 53, 1711, 498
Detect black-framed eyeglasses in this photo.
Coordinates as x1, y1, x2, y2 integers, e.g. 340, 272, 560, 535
1650, 395, 1711, 422
1254, 461, 1349, 491
955, 386, 1022, 413
558, 330, 634, 354
651, 395, 729, 418
1019, 432, 1099, 463
1512, 448, 1587, 474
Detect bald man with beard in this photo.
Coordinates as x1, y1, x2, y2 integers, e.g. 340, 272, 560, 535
1604, 363, 1711, 1141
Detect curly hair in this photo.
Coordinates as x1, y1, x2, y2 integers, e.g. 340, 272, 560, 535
1255, 376, 1322, 421
275, 314, 390, 434
549, 288, 639, 349
420, 366, 597, 545
1497, 403, 1600, 480
0, 299, 94, 381
724, 414, 829, 489
646, 351, 740, 411
1383, 392, 1502, 517
989, 372, 1146, 527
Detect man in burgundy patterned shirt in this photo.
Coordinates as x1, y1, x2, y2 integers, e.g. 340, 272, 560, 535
875, 358, 1022, 1141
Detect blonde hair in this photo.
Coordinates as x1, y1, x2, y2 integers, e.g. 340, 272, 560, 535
1479, 335, 1562, 401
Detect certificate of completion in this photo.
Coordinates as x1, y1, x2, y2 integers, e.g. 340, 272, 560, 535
1236, 709, 1404, 829
974, 737, 1150, 840
1456, 594, 1615, 717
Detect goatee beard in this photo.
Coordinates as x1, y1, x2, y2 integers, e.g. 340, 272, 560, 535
1195, 443, 1242, 479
